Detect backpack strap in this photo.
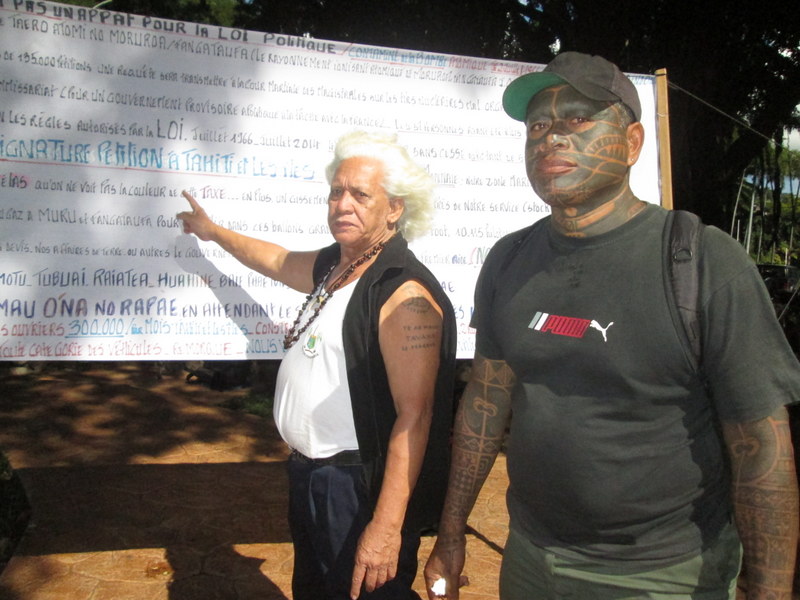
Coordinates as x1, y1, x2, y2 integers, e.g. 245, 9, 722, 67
663, 210, 703, 372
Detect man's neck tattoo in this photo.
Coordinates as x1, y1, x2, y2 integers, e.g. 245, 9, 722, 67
553, 197, 645, 238
554, 200, 616, 235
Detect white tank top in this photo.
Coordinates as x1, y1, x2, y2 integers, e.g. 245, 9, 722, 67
273, 281, 359, 458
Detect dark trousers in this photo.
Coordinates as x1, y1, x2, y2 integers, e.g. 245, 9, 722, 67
287, 457, 422, 600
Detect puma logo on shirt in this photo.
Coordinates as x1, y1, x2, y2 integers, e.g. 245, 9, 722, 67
528, 311, 613, 342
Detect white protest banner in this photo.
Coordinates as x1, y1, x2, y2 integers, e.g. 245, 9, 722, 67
0, 0, 660, 361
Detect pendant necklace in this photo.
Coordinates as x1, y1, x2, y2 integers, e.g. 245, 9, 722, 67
283, 239, 387, 350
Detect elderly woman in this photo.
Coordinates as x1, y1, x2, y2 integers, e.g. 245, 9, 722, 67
178, 130, 456, 600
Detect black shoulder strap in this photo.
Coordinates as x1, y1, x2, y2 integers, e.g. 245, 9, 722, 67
663, 210, 703, 371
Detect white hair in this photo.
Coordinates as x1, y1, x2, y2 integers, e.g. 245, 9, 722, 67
325, 130, 435, 241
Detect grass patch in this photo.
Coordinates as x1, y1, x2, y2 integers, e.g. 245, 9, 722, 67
221, 390, 274, 419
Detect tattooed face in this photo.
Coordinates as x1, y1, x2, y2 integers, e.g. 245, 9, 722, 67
525, 84, 635, 209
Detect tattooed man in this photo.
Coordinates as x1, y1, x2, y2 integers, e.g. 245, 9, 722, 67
425, 52, 800, 600
178, 131, 456, 600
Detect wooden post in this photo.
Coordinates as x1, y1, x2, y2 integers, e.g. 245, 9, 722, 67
655, 68, 674, 209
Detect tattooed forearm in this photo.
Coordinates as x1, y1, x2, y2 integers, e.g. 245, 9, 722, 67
439, 356, 515, 531
723, 407, 799, 599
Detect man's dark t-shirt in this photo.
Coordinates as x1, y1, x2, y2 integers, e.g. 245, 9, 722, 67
472, 204, 800, 565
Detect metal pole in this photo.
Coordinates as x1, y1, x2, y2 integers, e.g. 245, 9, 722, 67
745, 184, 756, 254
730, 172, 745, 236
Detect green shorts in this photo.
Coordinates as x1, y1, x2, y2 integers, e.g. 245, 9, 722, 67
499, 522, 742, 600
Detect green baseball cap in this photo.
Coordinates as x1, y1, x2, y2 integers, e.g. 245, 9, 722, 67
502, 52, 642, 122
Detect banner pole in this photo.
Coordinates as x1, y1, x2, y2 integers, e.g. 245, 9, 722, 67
655, 68, 674, 209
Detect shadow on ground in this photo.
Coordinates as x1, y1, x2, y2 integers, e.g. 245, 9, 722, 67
0, 361, 293, 600
0, 362, 284, 468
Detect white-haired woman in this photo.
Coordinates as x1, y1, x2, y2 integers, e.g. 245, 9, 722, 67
178, 130, 456, 600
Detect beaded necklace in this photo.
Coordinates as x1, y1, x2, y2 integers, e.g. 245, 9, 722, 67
283, 239, 387, 350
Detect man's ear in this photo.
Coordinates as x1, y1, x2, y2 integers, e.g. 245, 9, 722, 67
626, 122, 645, 166
388, 197, 405, 224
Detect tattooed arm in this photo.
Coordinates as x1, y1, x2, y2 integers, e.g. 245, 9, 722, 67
423, 352, 515, 599
349, 280, 444, 599
721, 405, 799, 600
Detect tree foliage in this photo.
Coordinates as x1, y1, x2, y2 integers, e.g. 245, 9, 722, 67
233, 0, 523, 58
736, 144, 800, 265
104, 0, 237, 26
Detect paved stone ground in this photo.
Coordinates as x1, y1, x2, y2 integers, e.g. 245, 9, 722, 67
0, 363, 505, 600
